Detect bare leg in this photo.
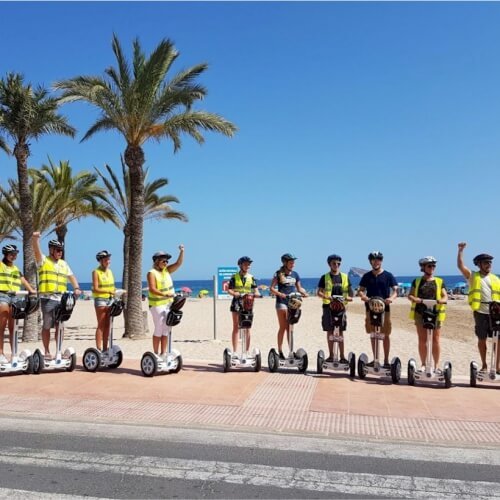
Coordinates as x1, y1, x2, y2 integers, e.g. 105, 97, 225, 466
478, 338, 487, 370
432, 328, 441, 368
94, 306, 108, 350
0, 305, 8, 356
416, 325, 427, 366
276, 309, 288, 353
327, 331, 334, 358
383, 336, 390, 364
42, 328, 52, 356
160, 335, 168, 356
152, 336, 161, 355
231, 312, 239, 352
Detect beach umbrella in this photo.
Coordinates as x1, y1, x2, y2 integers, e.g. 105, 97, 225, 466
258, 284, 269, 290
198, 289, 209, 298
181, 286, 192, 294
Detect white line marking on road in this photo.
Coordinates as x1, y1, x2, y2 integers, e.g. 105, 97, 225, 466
0, 446, 498, 499
0, 487, 103, 499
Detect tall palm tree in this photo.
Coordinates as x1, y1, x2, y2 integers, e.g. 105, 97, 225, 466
0, 73, 75, 341
55, 34, 237, 337
0, 192, 16, 241
33, 158, 116, 254
95, 158, 187, 293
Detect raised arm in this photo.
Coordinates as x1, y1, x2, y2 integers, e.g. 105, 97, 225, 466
457, 242, 471, 280
32, 232, 43, 265
167, 245, 184, 274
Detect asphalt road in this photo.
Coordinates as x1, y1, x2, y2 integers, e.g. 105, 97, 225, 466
0, 417, 498, 499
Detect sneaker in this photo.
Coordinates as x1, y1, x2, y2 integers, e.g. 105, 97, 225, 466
339, 358, 348, 364
366, 361, 375, 367
325, 356, 334, 363
0, 354, 8, 364
434, 368, 443, 375
383, 362, 391, 369
278, 351, 286, 360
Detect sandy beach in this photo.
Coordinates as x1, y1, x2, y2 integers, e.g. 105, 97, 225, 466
16, 296, 481, 376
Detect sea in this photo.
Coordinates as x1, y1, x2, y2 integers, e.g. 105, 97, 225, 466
78, 275, 467, 298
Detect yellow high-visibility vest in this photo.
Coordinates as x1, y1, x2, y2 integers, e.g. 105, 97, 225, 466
322, 272, 349, 305
38, 257, 70, 293
409, 277, 446, 323
92, 267, 115, 299
233, 272, 253, 294
148, 268, 174, 306
468, 272, 500, 311
0, 261, 21, 292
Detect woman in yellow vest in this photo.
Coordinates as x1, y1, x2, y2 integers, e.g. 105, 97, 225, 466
408, 256, 448, 372
147, 245, 184, 357
0, 244, 36, 364
316, 254, 354, 362
92, 250, 115, 354
227, 256, 260, 354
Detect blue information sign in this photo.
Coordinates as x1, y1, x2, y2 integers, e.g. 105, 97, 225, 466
217, 266, 238, 299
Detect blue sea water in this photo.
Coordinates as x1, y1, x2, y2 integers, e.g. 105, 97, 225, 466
78, 275, 467, 298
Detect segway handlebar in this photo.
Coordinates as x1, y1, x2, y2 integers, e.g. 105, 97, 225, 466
419, 299, 447, 308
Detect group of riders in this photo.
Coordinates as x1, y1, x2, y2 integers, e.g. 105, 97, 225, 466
0, 233, 499, 376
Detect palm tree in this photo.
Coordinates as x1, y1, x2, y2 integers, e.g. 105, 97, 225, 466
0, 73, 75, 341
95, 158, 187, 293
33, 158, 116, 254
55, 34, 237, 337
0, 192, 16, 241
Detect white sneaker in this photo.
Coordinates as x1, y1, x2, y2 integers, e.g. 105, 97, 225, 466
0, 354, 8, 364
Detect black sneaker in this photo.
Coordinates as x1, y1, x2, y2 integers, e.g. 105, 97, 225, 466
366, 361, 375, 367
339, 358, 348, 364
278, 351, 286, 360
383, 362, 391, 369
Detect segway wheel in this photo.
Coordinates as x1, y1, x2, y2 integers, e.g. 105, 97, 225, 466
444, 363, 452, 389
82, 348, 101, 373
223, 348, 231, 373
141, 352, 158, 377
32, 350, 44, 375
349, 354, 356, 379
298, 353, 308, 374
317, 351, 324, 375
407, 361, 415, 386
109, 350, 123, 369
24, 355, 34, 375
268, 349, 279, 373
470, 362, 477, 387
358, 358, 367, 379
254, 352, 261, 372
391, 357, 401, 384
173, 355, 183, 373
67, 352, 77, 372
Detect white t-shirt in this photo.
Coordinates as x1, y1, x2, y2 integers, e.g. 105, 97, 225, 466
469, 274, 492, 314
37, 254, 74, 300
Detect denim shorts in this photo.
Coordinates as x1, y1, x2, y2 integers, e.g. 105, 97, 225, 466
0, 292, 14, 305
94, 298, 112, 307
41, 298, 60, 329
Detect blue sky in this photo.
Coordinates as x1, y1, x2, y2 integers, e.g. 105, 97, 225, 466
1, 1, 499, 281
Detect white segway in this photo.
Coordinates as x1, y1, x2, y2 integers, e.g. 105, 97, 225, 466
268, 292, 308, 373
223, 293, 261, 372
82, 289, 126, 372
0, 291, 39, 376
470, 301, 500, 387
317, 296, 356, 378
358, 297, 401, 383
33, 292, 77, 373
408, 299, 452, 388
141, 295, 185, 377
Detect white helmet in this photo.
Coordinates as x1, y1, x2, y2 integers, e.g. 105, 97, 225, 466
418, 256, 437, 268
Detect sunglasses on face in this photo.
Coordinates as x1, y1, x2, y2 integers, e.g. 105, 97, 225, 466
159, 259, 168, 263
331, 262, 341, 266
426, 264, 436, 268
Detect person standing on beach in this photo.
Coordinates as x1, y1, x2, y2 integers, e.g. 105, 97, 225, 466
147, 245, 184, 358
32, 232, 82, 359
457, 242, 500, 374
358, 251, 398, 368
0, 244, 36, 363
270, 253, 308, 359
316, 254, 354, 362
92, 250, 115, 356
408, 257, 448, 372
227, 256, 260, 354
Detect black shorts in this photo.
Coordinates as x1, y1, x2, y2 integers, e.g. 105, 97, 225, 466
322, 306, 347, 332
473, 312, 493, 340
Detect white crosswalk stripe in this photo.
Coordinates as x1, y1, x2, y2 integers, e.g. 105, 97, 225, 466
0, 446, 498, 499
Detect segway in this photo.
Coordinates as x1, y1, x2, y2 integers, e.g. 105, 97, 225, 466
470, 301, 500, 387
141, 295, 185, 377
407, 299, 452, 388
268, 292, 308, 373
0, 291, 39, 376
317, 296, 355, 378
223, 293, 261, 372
82, 289, 126, 372
357, 297, 401, 383
33, 292, 77, 373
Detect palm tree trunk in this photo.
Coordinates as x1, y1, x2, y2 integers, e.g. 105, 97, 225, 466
123, 145, 146, 338
121, 226, 131, 338
14, 142, 38, 341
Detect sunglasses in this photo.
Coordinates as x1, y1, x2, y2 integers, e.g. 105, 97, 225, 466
425, 264, 436, 268
331, 262, 341, 266
159, 259, 168, 263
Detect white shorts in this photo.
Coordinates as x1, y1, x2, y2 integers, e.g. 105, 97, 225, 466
150, 304, 171, 337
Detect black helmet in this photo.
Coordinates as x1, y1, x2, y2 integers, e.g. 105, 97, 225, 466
368, 251, 383, 261
281, 253, 297, 263
48, 239, 64, 249
153, 251, 172, 261
2, 244, 18, 255
327, 254, 342, 264
473, 253, 493, 266
96, 250, 112, 262
238, 256, 253, 266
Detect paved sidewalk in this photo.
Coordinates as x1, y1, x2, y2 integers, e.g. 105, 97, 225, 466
0, 360, 499, 446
